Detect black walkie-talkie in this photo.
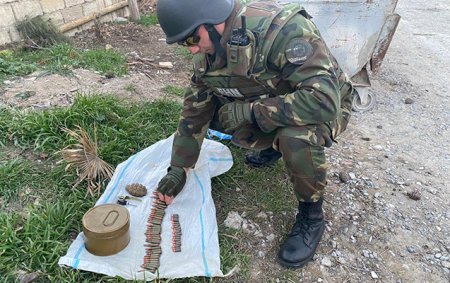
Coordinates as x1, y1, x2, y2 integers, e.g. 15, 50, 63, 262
230, 16, 250, 46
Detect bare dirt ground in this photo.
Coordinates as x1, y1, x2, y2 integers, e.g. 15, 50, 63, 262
1, 0, 449, 282
0, 22, 191, 108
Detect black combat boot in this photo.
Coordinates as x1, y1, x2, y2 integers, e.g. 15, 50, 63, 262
244, 147, 282, 168
278, 198, 325, 268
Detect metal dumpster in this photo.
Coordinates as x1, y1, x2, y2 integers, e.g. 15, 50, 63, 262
284, 0, 400, 111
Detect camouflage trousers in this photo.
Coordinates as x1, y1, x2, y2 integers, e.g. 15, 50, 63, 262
273, 123, 332, 203
211, 89, 354, 203
273, 87, 353, 203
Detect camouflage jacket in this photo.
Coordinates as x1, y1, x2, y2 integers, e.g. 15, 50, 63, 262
170, 0, 353, 168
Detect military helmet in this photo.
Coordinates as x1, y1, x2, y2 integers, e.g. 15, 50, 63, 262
157, 0, 235, 44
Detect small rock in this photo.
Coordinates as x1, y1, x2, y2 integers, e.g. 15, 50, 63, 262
257, 250, 265, 258
404, 98, 414, 104
19, 272, 40, 283
371, 271, 379, 279
159, 62, 174, 69
442, 261, 450, 269
105, 44, 113, 50
377, 125, 383, 129
158, 38, 166, 42
321, 256, 333, 267
223, 211, 243, 230
435, 253, 442, 259
266, 234, 276, 242
362, 250, 371, 258
339, 172, 350, 183
361, 137, 371, 141
349, 172, 356, 179
114, 17, 128, 23
406, 189, 421, 200
256, 212, 268, 219
406, 246, 416, 253
373, 145, 384, 150
331, 240, 337, 249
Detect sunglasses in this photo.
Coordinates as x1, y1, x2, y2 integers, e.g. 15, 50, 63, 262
178, 27, 200, 47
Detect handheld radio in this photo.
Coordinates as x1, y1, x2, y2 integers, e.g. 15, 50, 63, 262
230, 16, 250, 46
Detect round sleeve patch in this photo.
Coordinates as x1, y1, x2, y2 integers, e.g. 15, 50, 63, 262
285, 38, 313, 65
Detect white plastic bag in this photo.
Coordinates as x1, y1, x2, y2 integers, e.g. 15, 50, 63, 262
58, 135, 233, 280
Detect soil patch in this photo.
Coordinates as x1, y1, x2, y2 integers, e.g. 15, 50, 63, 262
0, 22, 191, 108
1, 1, 449, 281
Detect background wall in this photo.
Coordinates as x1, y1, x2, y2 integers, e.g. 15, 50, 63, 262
0, 0, 130, 45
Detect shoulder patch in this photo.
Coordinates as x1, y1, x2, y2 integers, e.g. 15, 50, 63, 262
285, 38, 313, 65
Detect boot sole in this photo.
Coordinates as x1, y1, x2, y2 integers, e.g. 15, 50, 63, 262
277, 251, 316, 268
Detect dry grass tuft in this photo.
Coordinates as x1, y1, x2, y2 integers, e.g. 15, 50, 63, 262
59, 125, 114, 196
16, 16, 68, 49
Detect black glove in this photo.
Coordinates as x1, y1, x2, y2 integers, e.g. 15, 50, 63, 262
156, 166, 186, 198
218, 101, 253, 132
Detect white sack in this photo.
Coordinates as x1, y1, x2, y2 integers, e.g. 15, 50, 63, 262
58, 135, 233, 280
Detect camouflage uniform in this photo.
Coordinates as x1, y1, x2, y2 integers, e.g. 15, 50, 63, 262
170, 0, 355, 202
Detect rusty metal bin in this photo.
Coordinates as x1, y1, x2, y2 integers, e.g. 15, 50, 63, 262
82, 204, 130, 256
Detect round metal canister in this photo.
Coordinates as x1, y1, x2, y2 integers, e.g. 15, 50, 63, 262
82, 204, 130, 256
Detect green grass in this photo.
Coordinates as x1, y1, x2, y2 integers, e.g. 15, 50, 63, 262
137, 13, 159, 26
175, 46, 193, 60
0, 158, 45, 202
0, 195, 89, 274
0, 95, 296, 282
0, 95, 178, 161
0, 50, 37, 83
0, 44, 127, 85
213, 145, 294, 214
82, 49, 127, 76
162, 84, 185, 97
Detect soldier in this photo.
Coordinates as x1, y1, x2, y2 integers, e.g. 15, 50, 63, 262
156, 0, 356, 268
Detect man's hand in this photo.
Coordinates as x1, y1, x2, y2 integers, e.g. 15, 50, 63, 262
156, 166, 186, 205
218, 101, 253, 132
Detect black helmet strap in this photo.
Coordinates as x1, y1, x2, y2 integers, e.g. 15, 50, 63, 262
204, 24, 226, 59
